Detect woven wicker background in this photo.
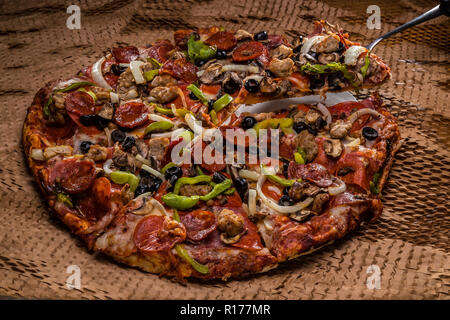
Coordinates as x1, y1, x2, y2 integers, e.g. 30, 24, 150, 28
0, 0, 448, 299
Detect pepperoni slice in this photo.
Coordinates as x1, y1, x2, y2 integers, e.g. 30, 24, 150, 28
180, 209, 217, 241
103, 73, 119, 90
49, 158, 96, 194
134, 215, 186, 253
111, 46, 140, 63
114, 102, 149, 128
160, 58, 198, 83
64, 91, 95, 116
232, 41, 265, 62
147, 40, 175, 62
198, 141, 226, 173
174, 29, 194, 49
205, 31, 237, 50
265, 34, 288, 49
288, 162, 333, 187
334, 152, 376, 192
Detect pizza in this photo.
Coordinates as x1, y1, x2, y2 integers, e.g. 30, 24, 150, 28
22, 21, 400, 280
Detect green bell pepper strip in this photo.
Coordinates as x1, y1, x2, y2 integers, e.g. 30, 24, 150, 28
195, 165, 204, 176
162, 179, 232, 210
209, 110, 218, 125
110, 171, 140, 192
43, 96, 53, 118
297, 147, 307, 163
162, 193, 200, 210
161, 162, 176, 174
187, 35, 217, 62
253, 118, 293, 136
173, 209, 181, 222
57, 193, 73, 208
147, 57, 162, 68
213, 94, 233, 112
300, 62, 358, 88
186, 84, 209, 105
294, 151, 305, 165
144, 120, 174, 135
223, 187, 235, 195
175, 244, 209, 274
58, 81, 97, 93
174, 107, 192, 118
77, 87, 97, 102
361, 52, 371, 79
144, 69, 159, 82
199, 179, 232, 201
266, 174, 296, 187
154, 105, 174, 116
370, 172, 380, 194
173, 175, 212, 195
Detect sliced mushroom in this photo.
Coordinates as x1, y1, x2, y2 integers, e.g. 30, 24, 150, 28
289, 209, 313, 222
199, 62, 225, 84
323, 138, 343, 158
271, 44, 293, 59
97, 102, 114, 120
312, 34, 341, 53
43, 145, 73, 160
318, 52, 340, 64
305, 109, 322, 125
329, 120, 351, 139
222, 72, 242, 93
235, 29, 253, 41
85, 145, 108, 162
150, 85, 179, 103
268, 57, 294, 77
294, 130, 318, 162
91, 86, 111, 103
289, 181, 321, 201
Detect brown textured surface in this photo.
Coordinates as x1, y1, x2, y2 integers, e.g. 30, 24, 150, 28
0, 0, 449, 299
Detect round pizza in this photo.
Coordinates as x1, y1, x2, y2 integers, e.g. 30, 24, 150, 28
22, 21, 400, 280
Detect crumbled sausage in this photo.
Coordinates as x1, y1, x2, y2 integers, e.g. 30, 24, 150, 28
217, 208, 245, 239
294, 130, 318, 162
179, 184, 212, 197
329, 120, 351, 139
150, 74, 177, 87
147, 137, 170, 163
268, 58, 294, 77
150, 85, 179, 103
311, 192, 330, 213
117, 69, 139, 100
312, 34, 341, 53
85, 145, 108, 162
271, 44, 293, 59
323, 138, 343, 158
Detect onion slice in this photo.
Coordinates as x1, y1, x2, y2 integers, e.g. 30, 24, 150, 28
31, 149, 44, 161
130, 61, 146, 84
141, 164, 165, 180
316, 103, 332, 125
103, 159, 113, 175
110, 92, 119, 104
256, 175, 313, 214
135, 154, 151, 166
328, 178, 346, 195
347, 108, 381, 125
185, 113, 203, 135
248, 189, 257, 217
301, 35, 325, 53
239, 169, 260, 181
92, 57, 112, 90
222, 64, 259, 74
344, 45, 367, 66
